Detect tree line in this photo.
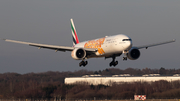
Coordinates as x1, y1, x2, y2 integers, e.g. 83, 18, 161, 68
0, 67, 180, 99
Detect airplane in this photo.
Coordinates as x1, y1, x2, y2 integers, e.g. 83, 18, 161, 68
2, 19, 175, 67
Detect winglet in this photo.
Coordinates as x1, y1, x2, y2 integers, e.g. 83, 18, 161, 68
0, 38, 6, 41
172, 39, 176, 42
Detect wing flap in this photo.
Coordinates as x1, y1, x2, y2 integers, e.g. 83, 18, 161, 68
135, 39, 176, 49
29, 44, 74, 51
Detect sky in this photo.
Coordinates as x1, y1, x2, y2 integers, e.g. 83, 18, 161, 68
0, 0, 179, 74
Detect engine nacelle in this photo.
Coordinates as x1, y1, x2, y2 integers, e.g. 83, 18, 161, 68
127, 48, 140, 60
71, 48, 86, 60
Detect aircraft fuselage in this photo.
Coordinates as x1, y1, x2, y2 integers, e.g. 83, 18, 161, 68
74, 34, 132, 58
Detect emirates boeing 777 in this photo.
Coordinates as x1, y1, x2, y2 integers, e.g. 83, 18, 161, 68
2, 19, 175, 67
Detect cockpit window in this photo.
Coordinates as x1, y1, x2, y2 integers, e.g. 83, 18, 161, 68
122, 39, 132, 41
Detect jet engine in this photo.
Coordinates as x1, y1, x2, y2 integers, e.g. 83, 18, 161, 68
71, 48, 86, 60
127, 48, 140, 60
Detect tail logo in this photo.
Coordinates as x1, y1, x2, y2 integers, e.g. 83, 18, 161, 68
71, 19, 79, 46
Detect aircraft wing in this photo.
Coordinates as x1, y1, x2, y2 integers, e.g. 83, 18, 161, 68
135, 39, 176, 49
2, 39, 97, 52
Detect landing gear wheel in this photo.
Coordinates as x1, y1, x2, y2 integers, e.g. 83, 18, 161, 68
109, 56, 119, 67
85, 61, 88, 65
109, 62, 113, 67
79, 61, 88, 67
123, 57, 127, 61
109, 61, 118, 67
83, 61, 88, 67
114, 61, 118, 66
79, 61, 84, 67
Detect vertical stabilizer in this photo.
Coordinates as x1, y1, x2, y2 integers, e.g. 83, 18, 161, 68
71, 19, 79, 46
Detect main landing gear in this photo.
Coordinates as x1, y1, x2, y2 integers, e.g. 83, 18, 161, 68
79, 60, 88, 67
109, 53, 128, 67
109, 56, 118, 67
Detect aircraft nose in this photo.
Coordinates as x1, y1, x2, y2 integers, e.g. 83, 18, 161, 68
126, 41, 132, 50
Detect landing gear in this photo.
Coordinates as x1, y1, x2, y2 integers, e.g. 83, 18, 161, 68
79, 60, 88, 67
109, 61, 118, 67
123, 50, 128, 61
109, 56, 118, 67
123, 57, 127, 61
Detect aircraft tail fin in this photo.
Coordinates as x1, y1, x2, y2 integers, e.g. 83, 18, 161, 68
71, 19, 79, 46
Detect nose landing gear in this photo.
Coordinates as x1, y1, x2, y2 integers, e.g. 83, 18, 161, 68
123, 50, 128, 61
123, 57, 127, 61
